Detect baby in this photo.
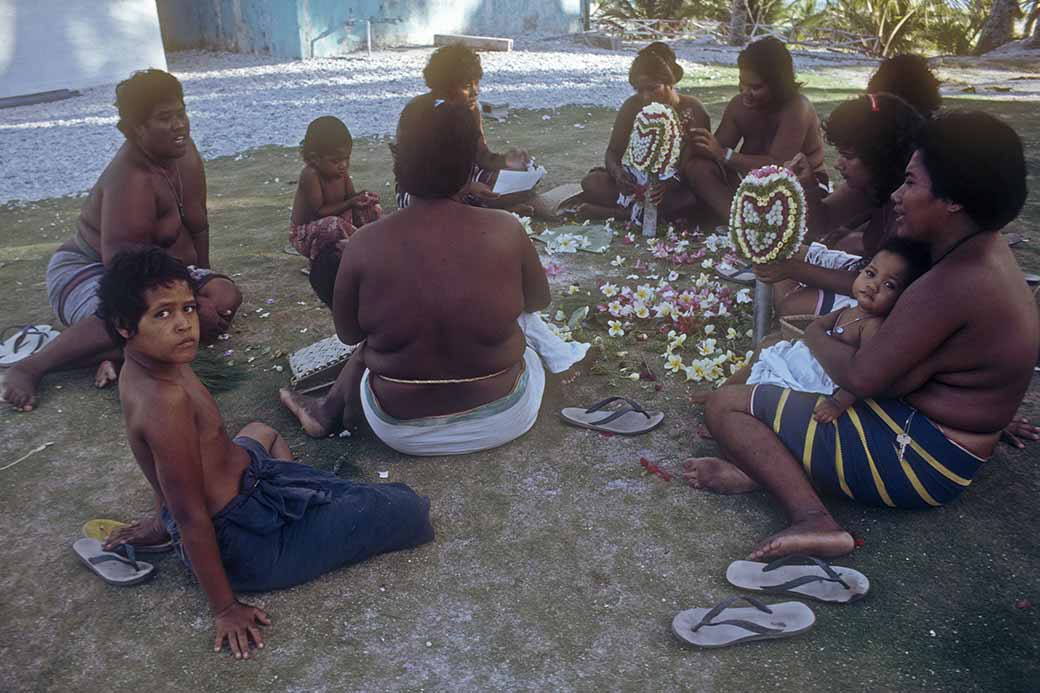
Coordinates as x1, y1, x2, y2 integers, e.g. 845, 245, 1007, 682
747, 238, 931, 422
289, 116, 381, 260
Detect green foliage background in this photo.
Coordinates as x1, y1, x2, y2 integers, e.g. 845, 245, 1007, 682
595, 0, 1006, 56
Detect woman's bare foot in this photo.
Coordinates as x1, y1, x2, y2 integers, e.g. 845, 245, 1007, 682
0, 363, 41, 411
102, 514, 170, 551
682, 457, 760, 494
573, 201, 620, 221
279, 387, 337, 438
94, 360, 119, 389
748, 513, 855, 561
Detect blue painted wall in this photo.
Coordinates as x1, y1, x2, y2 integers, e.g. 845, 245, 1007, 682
157, 0, 584, 58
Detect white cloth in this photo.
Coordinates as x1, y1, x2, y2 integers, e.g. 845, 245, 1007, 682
519, 312, 590, 374
360, 347, 545, 457
803, 242, 861, 313
747, 339, 836, 395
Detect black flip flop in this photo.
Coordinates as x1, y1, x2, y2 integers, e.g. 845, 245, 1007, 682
560, 396, 664, 435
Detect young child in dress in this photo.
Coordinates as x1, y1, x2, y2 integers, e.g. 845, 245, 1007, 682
289, 116, 381, 260
747, 238, 930, 422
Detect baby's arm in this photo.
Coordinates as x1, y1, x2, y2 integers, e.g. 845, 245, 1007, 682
813, 388, 857, 422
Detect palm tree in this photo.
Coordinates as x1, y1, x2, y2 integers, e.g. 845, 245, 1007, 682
729, 0, 748, 44
975, 0, 1018, 54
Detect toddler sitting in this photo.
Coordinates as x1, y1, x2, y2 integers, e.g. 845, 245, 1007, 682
289, 116, 381, 260
747, 238, 930, 422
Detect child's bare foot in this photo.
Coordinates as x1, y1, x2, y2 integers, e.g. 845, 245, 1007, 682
94, 360, 119, 389
747, 514, 855, 561
102, 514, 170, 551
1, 363, 41, 411
812, 397, 846, 423
682, 457, 760, 494
279, 388, 336, 438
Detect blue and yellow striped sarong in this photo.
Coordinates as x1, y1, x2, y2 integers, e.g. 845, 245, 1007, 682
750, 385, 987, 509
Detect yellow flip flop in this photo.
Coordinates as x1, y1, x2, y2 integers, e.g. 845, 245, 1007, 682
82, 518, 174, 553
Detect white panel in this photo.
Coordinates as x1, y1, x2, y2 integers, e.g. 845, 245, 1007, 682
0, 0, 168, 99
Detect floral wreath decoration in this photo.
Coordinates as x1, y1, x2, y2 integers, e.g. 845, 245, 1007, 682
623, 102, 682, 180
728, 165, 807, 264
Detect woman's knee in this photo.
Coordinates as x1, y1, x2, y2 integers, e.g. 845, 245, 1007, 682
683, 157, 720, 183
704, 385, 752, 430
581, 171, 615, 202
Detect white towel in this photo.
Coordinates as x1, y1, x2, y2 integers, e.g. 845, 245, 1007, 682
747, 339, 836, 395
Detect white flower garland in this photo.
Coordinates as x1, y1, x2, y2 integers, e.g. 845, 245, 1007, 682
623, 102, 682, 179
728, 165, 807, 264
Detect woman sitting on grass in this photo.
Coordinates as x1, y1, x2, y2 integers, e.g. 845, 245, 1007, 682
755, 93, 925, 318
281, 95, 552, 456
682, 37, 828, 224
578, 41, 710, 222
686, 111, 1038, 560
393, 43, 534, 213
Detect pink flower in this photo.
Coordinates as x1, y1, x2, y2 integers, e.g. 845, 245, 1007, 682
544, 261, 563, 278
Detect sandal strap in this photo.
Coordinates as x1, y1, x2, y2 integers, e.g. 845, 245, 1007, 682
90, 544, 140, 571
761, 554, 850, 590
584, 397, 651, 426
690, 595, 774, 633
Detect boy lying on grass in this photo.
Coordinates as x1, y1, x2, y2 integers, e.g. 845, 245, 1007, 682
734, 238, 930, 420
98, 248, 433, 658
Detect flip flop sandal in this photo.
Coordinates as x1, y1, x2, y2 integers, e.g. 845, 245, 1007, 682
72, 538, 155, 586
560, 396, 664, 435
726, 554, 870, 604
672, 595, 815, 648
82, 519, 175, 554
715, 264, 756, 285
0, 324, 59, 366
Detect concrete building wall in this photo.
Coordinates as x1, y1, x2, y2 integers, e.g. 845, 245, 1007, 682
156, 0, 584, 59
0, 0, 167, 99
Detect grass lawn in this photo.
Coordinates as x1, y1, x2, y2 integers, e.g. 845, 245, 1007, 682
1, 82, 1038, 691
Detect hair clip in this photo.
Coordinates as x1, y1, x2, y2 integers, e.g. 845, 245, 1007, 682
868, 93, 879, 112
433, 98, 445, 108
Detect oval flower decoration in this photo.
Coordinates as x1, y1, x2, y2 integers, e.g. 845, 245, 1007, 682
623, 102, 682, 179
729, 165, 807, 264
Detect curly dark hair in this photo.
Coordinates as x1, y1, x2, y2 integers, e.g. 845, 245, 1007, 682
394, 94, 479, 199
115, 69, 185, 138
737, 37, 802, 106
301, 115, 352, 159
867, 54, 942, 118
824, 93, 925, 205
628, 41, 684, 87
423, 43, 484, 94
917, 111, 1027, 231
875, 237, 931, 284
96, 248, 195, 345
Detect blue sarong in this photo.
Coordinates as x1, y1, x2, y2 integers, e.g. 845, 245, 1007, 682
162, 436, 434, 592
750, 385, 986, 509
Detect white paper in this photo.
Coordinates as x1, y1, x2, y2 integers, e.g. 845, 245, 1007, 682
493, 166, 546, 195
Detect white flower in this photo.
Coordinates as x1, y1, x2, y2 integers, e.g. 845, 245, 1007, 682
667, 271, 680, 281
510, 213, 533, 235
568, 284, 581, 295
608, 320, 625, 337
610, 255, 626, 267
654, 302, 675, 318
695, 273, 711, 288
726, 327, 739, 340
625, 274, 641, 280
685, 360, 708, 382
701, 258, 714, 269
600, 282, 619, 298
703, 324, 716, 335
608, 301, 624, 317
633, 302, 651, 319
554, 310, 566, 321
634, 284, 655, 302
716, 303, 729, 317
746, 329, 754, 338
628, 372, 641, 381
553, 235, 579, 253
736, 288, 752, 304
665, 353, 684, 373
730, 362, 745, 375
698, 338, 718, 356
